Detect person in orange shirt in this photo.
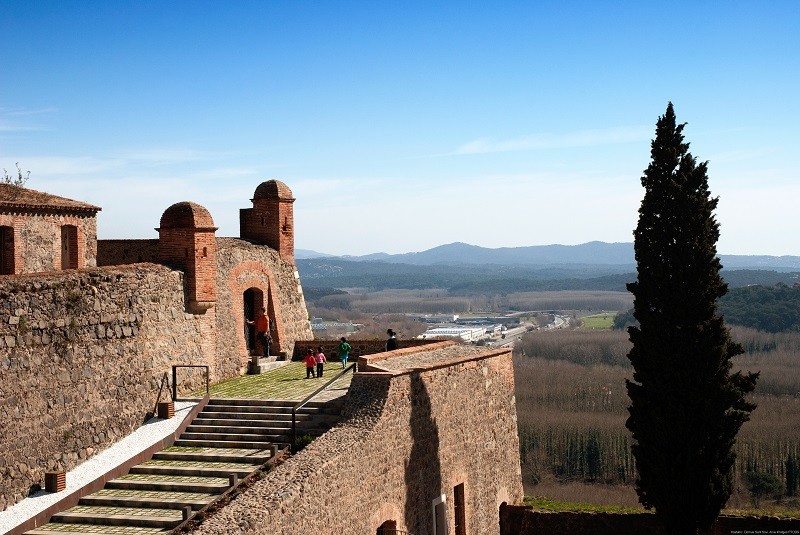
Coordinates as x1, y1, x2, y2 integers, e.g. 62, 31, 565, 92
246, 307, 271, 357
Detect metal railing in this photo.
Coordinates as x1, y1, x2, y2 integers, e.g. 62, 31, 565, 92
172, 365, 210, 401
291, 362, 356, 451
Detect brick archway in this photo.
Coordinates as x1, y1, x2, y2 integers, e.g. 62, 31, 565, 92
227, 261, 283, 363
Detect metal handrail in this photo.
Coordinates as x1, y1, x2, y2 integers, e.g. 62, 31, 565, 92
291, 362, 356, 451
172, 365, 210, 401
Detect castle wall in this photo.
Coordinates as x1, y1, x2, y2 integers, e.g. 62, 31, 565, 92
0, 265, 216, 511
189, 345, 523, 535
0, 212, 97, 273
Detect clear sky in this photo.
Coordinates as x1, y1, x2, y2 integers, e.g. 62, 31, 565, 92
2, 1, 798, 256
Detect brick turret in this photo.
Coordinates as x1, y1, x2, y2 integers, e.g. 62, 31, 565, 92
240, 180, 295, 263
157, 201, 218, 313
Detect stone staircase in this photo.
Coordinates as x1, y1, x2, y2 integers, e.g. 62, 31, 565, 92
25, 398, 346, 535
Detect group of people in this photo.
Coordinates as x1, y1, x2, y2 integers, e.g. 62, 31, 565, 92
303, 337, 353, 378
303, 347, 328, 378
247, 307, 400, 379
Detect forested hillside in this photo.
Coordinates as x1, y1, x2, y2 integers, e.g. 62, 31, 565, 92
297, 258, 799, 295
719, 284, 800, 332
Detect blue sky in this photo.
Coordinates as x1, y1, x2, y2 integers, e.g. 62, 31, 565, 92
2, 1, 798, 256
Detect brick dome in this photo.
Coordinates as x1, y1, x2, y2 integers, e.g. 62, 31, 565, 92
253, 180, 293, 201
159, 201, 215, 229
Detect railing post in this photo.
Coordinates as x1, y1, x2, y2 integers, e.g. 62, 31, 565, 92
172, 365, 177, 402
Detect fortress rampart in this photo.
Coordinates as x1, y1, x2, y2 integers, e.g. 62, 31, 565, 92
0, 180, 314, 511
189, 342, 523, 535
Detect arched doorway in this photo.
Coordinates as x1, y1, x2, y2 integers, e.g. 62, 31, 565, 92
376, 520, 398, 535
243, 287, 265, 354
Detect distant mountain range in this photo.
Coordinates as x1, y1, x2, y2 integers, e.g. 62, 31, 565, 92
296, 241, 800, 271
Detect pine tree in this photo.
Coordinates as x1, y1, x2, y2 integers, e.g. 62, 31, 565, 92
625, 103, 759, 534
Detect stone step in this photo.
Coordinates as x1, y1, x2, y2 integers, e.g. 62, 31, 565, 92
202, 403, 341, 415
175, 433, 288, 449
187, 424, 320, 435
195, 413, 341, 425
79, 489, 215, 510
153, 447, 275, 463
52, 505, 182, 529
196, 411, 310, 421
27, 523, 168, 535
105, 476, 230, 494
132, 460, 259, 478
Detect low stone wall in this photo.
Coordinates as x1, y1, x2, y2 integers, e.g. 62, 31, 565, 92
0, 265, 215, 510
189, 344, 523, 535
499, 505, 800, 534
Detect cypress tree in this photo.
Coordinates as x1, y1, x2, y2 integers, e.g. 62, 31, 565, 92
626, 103, 759, 534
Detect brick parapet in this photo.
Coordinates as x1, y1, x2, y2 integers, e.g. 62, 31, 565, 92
188, 345, 523, 535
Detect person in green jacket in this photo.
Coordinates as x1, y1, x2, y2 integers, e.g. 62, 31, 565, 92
338, 337, 352, 369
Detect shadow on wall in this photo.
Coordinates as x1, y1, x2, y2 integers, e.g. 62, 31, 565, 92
404, 372, 443, 533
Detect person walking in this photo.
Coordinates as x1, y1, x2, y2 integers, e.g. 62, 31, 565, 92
315, 346, 326, 378
304, 348, 317, 379
246, 307, 271, 357
385, 329, 398, 351
338, 337, 352, 369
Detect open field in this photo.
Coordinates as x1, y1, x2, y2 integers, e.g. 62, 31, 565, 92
579, 312, 615, 329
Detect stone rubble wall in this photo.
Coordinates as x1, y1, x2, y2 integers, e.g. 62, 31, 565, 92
0, 264, 214, 511
189, 346, 523, 535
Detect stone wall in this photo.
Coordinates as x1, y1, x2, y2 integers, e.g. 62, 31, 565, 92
0, 264, 215, 510
189, 343, 524, 535
499, 505, 800, 534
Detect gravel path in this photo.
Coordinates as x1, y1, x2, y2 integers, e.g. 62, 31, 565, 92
0, 400, 197, 535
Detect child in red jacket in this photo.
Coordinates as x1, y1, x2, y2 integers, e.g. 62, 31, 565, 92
304, 349, 317, 379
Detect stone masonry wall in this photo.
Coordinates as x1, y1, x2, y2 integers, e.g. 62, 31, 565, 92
0, 264, 216, 511
190, 344, 524, 535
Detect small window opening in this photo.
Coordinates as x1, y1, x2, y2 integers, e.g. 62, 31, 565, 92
454, 483, 466, 535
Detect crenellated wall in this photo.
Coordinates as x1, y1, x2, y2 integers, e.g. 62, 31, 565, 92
189, 343, 524, 535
